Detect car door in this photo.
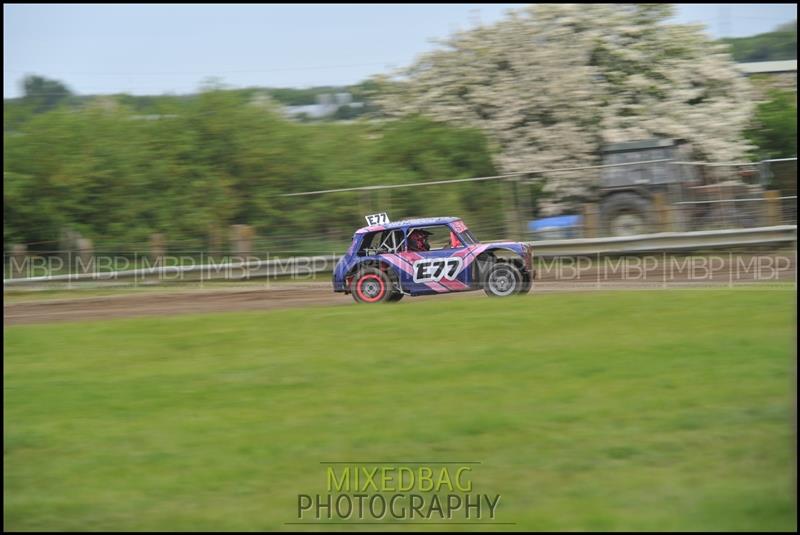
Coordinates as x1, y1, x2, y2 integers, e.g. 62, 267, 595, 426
397, 225, 471, 295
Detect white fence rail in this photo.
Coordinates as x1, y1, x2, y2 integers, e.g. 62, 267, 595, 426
530, 225, 797, 256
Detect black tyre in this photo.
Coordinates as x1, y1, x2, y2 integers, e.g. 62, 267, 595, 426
351, 267, 393, 304
483, 262, 524, 298
519, 270, 533, 295
600, 192, 653, 236
387, 292, 405, 302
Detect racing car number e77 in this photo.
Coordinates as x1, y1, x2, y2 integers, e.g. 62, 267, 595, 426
412, 257, 463, 283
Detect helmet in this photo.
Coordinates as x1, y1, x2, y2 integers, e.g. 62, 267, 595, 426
408, 229, 431, 251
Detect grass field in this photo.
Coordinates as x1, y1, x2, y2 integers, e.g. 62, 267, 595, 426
4, 289, 797, 531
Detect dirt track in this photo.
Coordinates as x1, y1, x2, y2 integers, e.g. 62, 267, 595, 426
5, 283, 510, 325
4, 284, 347, 326
5, 271, 795, 326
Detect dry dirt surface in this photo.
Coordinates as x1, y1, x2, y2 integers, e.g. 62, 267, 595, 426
4, 284, 348, 326
5, 268, 795, 326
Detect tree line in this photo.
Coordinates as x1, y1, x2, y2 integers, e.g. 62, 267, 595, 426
4, 88, 504, 252
721, 20, 796, 63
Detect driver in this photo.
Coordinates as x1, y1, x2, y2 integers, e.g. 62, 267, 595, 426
407, 229, 432, 252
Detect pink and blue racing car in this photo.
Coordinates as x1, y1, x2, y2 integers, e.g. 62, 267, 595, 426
333, 215, 535, 303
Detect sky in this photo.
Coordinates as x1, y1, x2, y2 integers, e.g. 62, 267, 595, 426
4, 3, 797, 98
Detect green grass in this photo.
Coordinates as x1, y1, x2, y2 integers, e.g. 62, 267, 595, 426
4, 289, 797, 531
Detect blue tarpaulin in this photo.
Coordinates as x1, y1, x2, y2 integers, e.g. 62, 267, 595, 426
528, 215, 582, 232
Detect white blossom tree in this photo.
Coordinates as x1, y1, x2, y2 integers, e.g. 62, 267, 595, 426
373, 4, 755, 214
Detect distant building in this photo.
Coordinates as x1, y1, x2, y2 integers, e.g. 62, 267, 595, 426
736, 60, 797, 92
283, 92, 364, 120
737, 60, 797, 75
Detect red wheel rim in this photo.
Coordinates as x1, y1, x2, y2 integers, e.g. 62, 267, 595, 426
356, 274, 385, 302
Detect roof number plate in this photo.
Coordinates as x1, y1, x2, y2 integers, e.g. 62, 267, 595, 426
364, 212, 390, 226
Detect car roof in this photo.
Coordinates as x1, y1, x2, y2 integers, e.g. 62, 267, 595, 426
355, 217, 460, 234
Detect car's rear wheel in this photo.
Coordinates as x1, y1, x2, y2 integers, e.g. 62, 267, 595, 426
351, 267, 393, 304
484, 262, 524, 297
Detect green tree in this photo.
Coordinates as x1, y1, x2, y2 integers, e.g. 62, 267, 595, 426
22, 75, 74, 113
745, 89, 797, 159
4, 87, 500, 252
721, 21, 797, 62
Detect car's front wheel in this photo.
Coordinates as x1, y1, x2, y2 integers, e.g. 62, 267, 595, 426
483, 262, 524, 297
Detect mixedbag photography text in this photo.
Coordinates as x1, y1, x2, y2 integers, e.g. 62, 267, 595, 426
297, 464, 502, 521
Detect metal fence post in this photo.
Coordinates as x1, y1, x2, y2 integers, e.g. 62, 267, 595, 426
150, 233, 166, 264
764, 190, 782, 226
652, 192, 671, 232
502, 178, 520, 240
582, 203, 599, 238
229, 225, 254, 259
77, 238, 94, 274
